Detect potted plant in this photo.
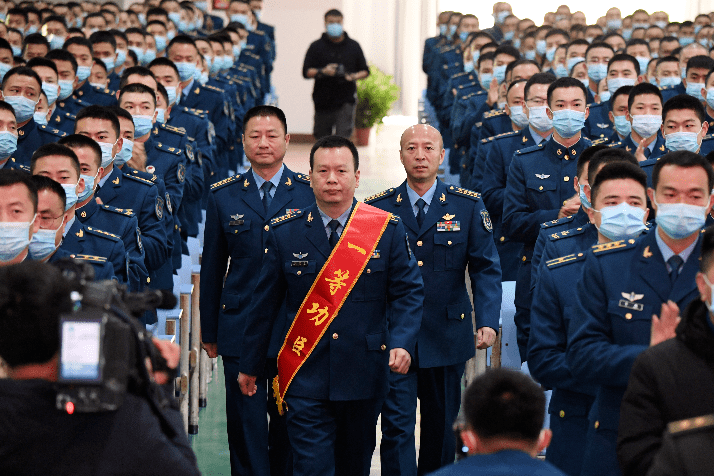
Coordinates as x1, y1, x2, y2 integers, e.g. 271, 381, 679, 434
354, 65, 400, 146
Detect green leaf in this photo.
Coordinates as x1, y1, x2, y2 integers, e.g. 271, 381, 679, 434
355, 64, 400, 129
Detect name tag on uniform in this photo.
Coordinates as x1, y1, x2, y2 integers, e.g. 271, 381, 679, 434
437, 221, 460, 232
291, 261, 309, 267
618, 300, 644, 311
371, 250, 380, 259
230, 220, 244, 225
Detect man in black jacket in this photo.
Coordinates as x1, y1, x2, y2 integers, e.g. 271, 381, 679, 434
302, 9, 369, 140
617, 225, 714, 476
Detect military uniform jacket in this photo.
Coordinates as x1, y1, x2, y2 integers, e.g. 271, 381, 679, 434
180, 80, 231, 154
504, 136, 592, 245
429, 450, 567, 476
144, 135, 187, 214
239, 200, 424, 401
48, 247, 116, 281
48, 108, 76, 134
645, 414, 714, 476
567, 229, 702, 432
74, 81, 117, 107
584, 102, 613, 140
611, 133, 668, 186
14, 120, 67, 167
366, 180, 502, 367
200, 167, 315, 357
60, 219, 129, 285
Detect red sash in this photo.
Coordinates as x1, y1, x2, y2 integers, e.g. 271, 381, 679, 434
272, 203, 391, 414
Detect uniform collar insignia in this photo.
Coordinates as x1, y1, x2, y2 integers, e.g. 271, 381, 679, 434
439, 193, 446, 202
285, 177, 292, 186
307, 212, 313, 222
112, 177, 120, 185
396, 193, 402, 203
76, 228, 83, 237
621, 292, 644, 302
643, 245, 653, 258
244, 179, 249, 187
442, 213, 455, 220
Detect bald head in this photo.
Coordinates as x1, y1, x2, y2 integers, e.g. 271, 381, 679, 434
400, 124, 443, 151
400, 125, 445, 186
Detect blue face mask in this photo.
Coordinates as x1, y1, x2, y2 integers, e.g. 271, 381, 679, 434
622, 29, 633, 41
680, 37, 695, 47
508, 105, 529, 128
230, 13, 249, 25
143, 49, 156, 65
614, 115, 632, 137
494, 10, 510, 24
0, 131, 17, 159
459, 30, 469, 43
447, 24, 457, 39
61, 181, 80, 211
631, 115, 663, 139
4, 95, 37, 123
129, 46, 144, 64
493, 64, 507, 84
439, 24, 447, 36
175, 62, 197, 82
210, 55, 222, 75
659, 76, 681, 88
513, 38, 521, 49
503, 30, 515, 41
49, 35, 65, 50
114, 138, 133, 167
554, 64, 569, 78
546, 47, 556, 62
665, 129, 702, 153
527, 105, 553, 131
326, 22, 343, 38
567, 56, 585, 72
168, 12, 181, 24
654, 196, 708, 239
607, 77, 636, 93
0, 216, 35, 263
166, 85, 178, 106
595, 202, 647, 241
536, 39, 547, 56
707, 88, 714, 110
33, 111, 48, 126
0, 62, 11, 84
29, 227, 60, 261
99, 141, 116, 168
133, 115, 154, 137
686, 82, 705, 100
524, 50, 536, 61
76, 65, 91, 82
682, 67, 688, 79
193, 64, 203, 82
700, 38, 710, 48
200, 71, 209, 85
607, 19, 622, 30
42, 82, 59, 106
463, 61, 474, 73
156, 108, 166, 124
25, 24, 38, 35
599, 90, 611, 102
11, 45, 21, 57
636, 56, 650, 75
116, 49, 127, 68
167, 30, 176, 40
78, 171, 98, 202
155, 36, 167, 52
551, 108, 586, 138
58, 79, 74, 100
479, 72, 493, 90
587, 63, 607, 82
579, 184, 591, 209
223, 54, 233, 69
101, 56, 116, 71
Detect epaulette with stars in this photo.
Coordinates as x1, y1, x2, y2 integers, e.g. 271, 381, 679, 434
483, 109, 506, 119
101, 204, 135, 217
546, 252, 586, 269
203, 84, 225, 94
178, 106, 206, 118
480, 136, 493, 144
363, 188, 396, 203
492, 130, 519, 141
85, 226, 121, 241
658, 85, 676, 91
548, 226, 587, 241
70, 254, 108, 263
155, 142, 182, 156
294, 173, 310, 184
668, 414, 714, 435
515, 143, 545, 155
591, 137, 610, 146
210, 174, 241, 192
91, 84, 116, 96
446, 185, 481, 201
591, 238, 637, 255
270, 209, 303, 226
159, 123, 186, 136
38, 124, 67, 138
608, 141, 623, 148
540, 215, 574, 229
123, 173, 154, 186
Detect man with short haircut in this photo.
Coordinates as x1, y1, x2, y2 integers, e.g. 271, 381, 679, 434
0, 169, 40, 266
302, 9, 369, 140
584, 42, 615, 102
661, 94, 710, 155
26, 57, 74, 135
655, 56, 681, 90
21, 33, 49, 61
605, 85, 633, 143
430, 368, 564, 476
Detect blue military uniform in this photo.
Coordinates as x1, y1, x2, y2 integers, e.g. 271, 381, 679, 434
74, 82, 117, 107
610, 134, 668, 186
584, 102, 612, 140
60, 218, 129, 286
48, 248, 116, 281
200, 166, 314, 476
660, 84, 683, 104
366, 180, 502, 475
55, 95, 90, 116
239, 200, 423, 476
428, 450, 567, 476
48, 108, 76, 135
567, 229, 703, 476
503, 136, 592, 362
14, 121, 67, 167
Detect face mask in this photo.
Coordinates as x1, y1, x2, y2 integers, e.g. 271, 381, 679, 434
230, 13, 249, 25
10, 45, 21, 57
168, 11, 181, 24
209, 55, 221, 74
25, 25, 38, 35
607, 77, 636, 93
607, 19, 622, 30
101, 56, 116, 71
509, 105, 529, 128
129, 46, 144, 64
659, 76, 681, 88
524, 50, 536, 61
587, 63, 608, 82
4, 95, 37, 123
546, 47, 556, 62
551, 108, 586, 138
503, 30, 514, 41
567, 56, 585, 72
555, 64, 568, 78
686, 82, 705, 100
463, 61, 474, 73
0, 131, 17, 159
133, 114, 154, 137
175, 62, 197, 82
200, 71, 209, 85
665, 129, 702, 153
326, 23, 343, 38
654, 196, 708, 239
48, 35, 65, 50
115, 138, 133, 167
156, 108, 166, 124
681, 67, 688, 79
61, 181, 80, 211
631, 114, 662, 138
193, 64, 203, 82
680, 37, 695, 47
614, 115, 632, 137
196, 2, 208, 12
655, 21, 668, 29
497, 101, 506, 110
494, 10, 510, 24
636, 57, 650, 75
622, 29, 633, 41
527, 105, 553, 131
167, 30, 176, 40
177, 20, 190, 32
42, 82, 59, 107
633, 23, 650, 30
78, 171, 98, 202
223, 54, 233, 69
448, 24, 457, 39
232, 44, 242, 59
33, 111, 48, 125
706, 88, 714, 110
439, 24, 447, 36
0, 62, 10, 84
143, 50, 156, 65
76, 65, 91, 82
513, 38, 521, 49
536, 39, 547, 56
651, 53, 659, 59
165, 85, 178, 106
459, 31, 469, 43
595, 202, 647, 241
56, 79, 73, 101
116, 49, 127, 68
99, 141, 116, 168
579, 78, 590, 89
493, 64, 506, 84
91, 82, 109, 90
155, 36, 167, 52
599, 91, 611, 102
479, 72, 493, 90
0, 216, 35, 263
579, 184, 591, 209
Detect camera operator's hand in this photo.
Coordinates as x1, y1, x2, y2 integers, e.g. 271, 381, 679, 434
238, 372, 257, 396
202, 341, 218, 358
322, 63, 338, 76
149, 338, 180, 386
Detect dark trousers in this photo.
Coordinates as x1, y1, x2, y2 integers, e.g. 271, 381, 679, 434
547, 412, 590, 476
284, 395, 381, 476
313, 102, 356, 140
580, 426, 621, 476
380, 362, 466, 476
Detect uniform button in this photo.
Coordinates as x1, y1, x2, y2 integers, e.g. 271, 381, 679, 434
500, 236, 505, 242
447, 240, 452, 245
563, 176, 569, 181
559, 410, 565, 418
380, 344, 387, 351
460, 313, 465, 319
625, 313, 632, 320
265, 248, 268, 253
417, 241, 423, 246
222, 304, 226, 309
563, 200, 568, 206
564, 155, 569, 160
418, 260, 423, 267
332, 333, 338, 340
522, 256, 526, 261
594, 421, 600, 429
366, 269, 371, 274
297, 271, 302, 276
539, 186, 543, 191
264, 225, 269, 231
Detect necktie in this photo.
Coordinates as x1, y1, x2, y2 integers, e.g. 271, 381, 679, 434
261, 181, 273, 212
668, 255, 684, 286
328, 220, 340, 248
644, 148, 651, 159
416, 198, 426, 228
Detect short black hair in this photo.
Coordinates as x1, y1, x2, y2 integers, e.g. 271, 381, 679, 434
29, 174, 66, 210
148, 56, 180, 79
156, 82, 168, 104
63, 36, 93, 55
88, 30, 117, 50
687, 55, 714, 74
75, 105, 121, 139
524, 72, 556, 100
0, 169, 37, 212
627, 83, 663, 110
0, 100, 16, 119
625, 38, 650, 53
588, 148, 639, 186
609, 85, 633, 111
119, 65, 156, 90
547, 77, 588, 106
545, 28, 569, 41
1, 66, 41, 90
6, 8, 28, 23
477, 51, 495, 70
493, 44, 520, 62
243, 105, 287, 135
46, 49, 78, 74
0, 261, 74, 367
309, 135, 359, 171
107, 105, 134, 125
506, 59, 538, 80
699, 226, 714, 272
58, 134, 102, 168
118, 82, 156, 107
166, 34, 198, 56
462, 368, 545, 442
42, 15, 67, 28
567, 39, 589, 53
324, 9, 342, 20
652, 150, 714, 191
26, 57, 58, 76
22, 33, 50, 54
0, 38, 11, 56
590, 161, 648, 205
30, 143, 80, 178
662, 94, 706, 124
655, 56, 679, 71
577, 144, 610, 180
91, 57, 108, 74
608, 53, 640, 76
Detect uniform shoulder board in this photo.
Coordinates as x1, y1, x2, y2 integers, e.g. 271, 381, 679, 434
388, 213, 400, 224
38, 124, 67, 137
270, 209, 303, 226
85, 226, 121, 241
204, 84, 225, 94
101, 204, 135, 217
211, 174, 241, 192
540, 215, 575, 229
447, 185, 481, 200
548, 226, 586, 241
480, 136, 492, 144
65, 112, 76, 120
591, 238, 637, 255
515, 143, 544, 155
591, 137, 610, 146
452, 71, 468, 78
155, 142, 182, 155
667, 414, 714, 435
294, 173, 310, 184
185, 108, 206, 118
363, 187, 396, 203
484, 109, 506, 119
546, 252, 586, 269
123, 173, 153, 186
160, 123, 186, 136
494, 130, 519, 140
659, 85, 673, 91
71, 254, 108, 263
608, 141, 623, 148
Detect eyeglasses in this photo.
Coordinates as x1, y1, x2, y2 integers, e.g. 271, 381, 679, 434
38, 213, 63, 229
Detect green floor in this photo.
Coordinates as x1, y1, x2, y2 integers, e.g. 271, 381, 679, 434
190, 357, 232, 475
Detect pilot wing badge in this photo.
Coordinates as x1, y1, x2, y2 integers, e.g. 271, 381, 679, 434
535, 174, 550, 179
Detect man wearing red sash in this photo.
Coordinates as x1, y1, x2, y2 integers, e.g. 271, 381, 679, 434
238, 135, 424, 476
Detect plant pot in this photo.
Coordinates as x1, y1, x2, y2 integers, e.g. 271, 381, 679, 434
355, 127, 371, 146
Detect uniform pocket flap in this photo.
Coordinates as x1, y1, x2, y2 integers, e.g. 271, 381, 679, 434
526, 179, 556, 192
220, 292, 241, 311
225, 219, 251, 234
365, 331, 387, 351
434, 234, 466, 246
284, 260, 317, 276
607, 300, 653, 321
447, 301, 473, 321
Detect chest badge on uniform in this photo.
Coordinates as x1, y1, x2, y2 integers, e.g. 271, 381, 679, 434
291, 252, 309, 267
286, 209, 300, 214
293, 252, 308, 259
597, 123, 609, 129
535, 174, 550, 179
442, 213, 455, 221
437, 220, 460, 232
619, 292, 644, 311
230, 214, 244, 225
371, 250, 380, 259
